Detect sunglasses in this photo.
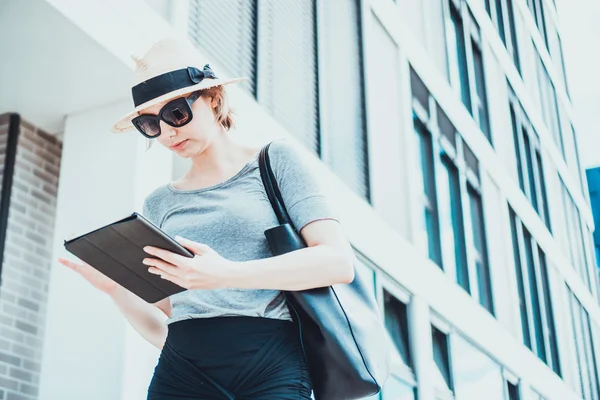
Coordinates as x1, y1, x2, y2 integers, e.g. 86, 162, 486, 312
131, 91, 202, 138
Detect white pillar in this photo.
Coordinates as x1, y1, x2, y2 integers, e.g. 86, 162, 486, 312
40, 100, 173, 400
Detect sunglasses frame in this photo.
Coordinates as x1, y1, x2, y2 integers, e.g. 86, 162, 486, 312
132, 90, 202, 139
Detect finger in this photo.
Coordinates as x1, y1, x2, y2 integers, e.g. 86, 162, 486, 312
143, 246, 191, 266
144, 258, 185, 278
58, 258, 80, 271
152, 270, 187, 288
175, 236, 210, 255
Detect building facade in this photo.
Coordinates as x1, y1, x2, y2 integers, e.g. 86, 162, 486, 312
0, 0, 598, 399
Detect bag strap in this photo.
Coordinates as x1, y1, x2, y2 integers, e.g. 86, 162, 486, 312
258, 142, 294, 227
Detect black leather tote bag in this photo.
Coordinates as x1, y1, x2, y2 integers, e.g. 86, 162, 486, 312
258, 143, 390, 400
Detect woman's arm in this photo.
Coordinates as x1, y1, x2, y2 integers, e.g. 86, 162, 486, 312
226, 219, 355, 290
110, 286, 169, 349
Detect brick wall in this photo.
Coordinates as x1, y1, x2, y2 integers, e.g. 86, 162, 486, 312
0, 114, 62, 400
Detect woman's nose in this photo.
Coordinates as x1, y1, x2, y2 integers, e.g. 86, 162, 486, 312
161, 121, 177, 137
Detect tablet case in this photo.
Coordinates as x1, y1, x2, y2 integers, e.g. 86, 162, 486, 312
63, 212, 194, 303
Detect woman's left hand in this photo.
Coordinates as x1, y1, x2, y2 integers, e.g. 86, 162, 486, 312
142, 236, 235, 290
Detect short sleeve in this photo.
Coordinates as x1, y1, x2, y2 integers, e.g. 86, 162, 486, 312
268, 138, 339, 231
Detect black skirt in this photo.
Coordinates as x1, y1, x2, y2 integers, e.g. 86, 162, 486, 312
147, 316, 313, 400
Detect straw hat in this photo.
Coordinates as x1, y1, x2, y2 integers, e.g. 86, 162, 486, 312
111, 36, 247, 133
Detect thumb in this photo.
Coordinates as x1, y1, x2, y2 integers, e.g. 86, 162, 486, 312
176, 236, 211, 255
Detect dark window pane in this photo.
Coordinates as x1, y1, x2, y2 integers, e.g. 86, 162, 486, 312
510, 104, 525, 191
506, 0, 521, 73
523, 228, 547, 362
440, 155, 469, 293
472, 42, 491, 142
411, 67, 430, 114
495, 0, 507, 44
507, 381, 521, 400
463, 142, 480, 176
432, 326, 453, 390
538, 248, 561, 376
437, 105, 456, 147
469, 186, 494, 314
509, 207, 531, 349
414, 118, 442, 267
449, 2, 472, 112
535, 150, 551, 231
522, 129, 539, 211
383, 291, 412, 367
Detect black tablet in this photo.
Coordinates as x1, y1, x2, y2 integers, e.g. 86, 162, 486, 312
64, 212, 194, 303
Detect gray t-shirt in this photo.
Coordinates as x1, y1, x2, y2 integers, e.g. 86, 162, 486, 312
142, 138, 339, 325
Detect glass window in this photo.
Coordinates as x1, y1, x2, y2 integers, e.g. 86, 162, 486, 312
507, 381, 521, 400
523, 228, 547, 363
510, 104, 524, 191
439, 155, 469, 293
411, 66, 430, 114
538, 248, 561, 375
506, 0, 521, 73
432, 326, 453, 391
494, 0, 506, 44
534, 150, 551, 231
522, 130, 538, 213
472, 41, 491, 142
509, 207, 531, 349
447, 1, 472, 112
414, 118, 442, 267
468, 185, 494, 314
383, 291, 412, 367
451, 335, 504, 400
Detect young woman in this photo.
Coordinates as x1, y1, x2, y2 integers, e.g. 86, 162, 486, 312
58, 36, 355, 400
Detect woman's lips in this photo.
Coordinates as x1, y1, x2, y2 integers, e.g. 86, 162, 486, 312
171, 139, 188, 150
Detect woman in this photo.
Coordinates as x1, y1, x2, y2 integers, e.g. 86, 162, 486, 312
58, 36, 355, 399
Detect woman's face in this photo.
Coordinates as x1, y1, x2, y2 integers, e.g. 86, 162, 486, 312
142, 92, 219, 157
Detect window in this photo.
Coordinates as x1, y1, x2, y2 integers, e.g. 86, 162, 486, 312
414, 117, 442, 267
468, 184, 494, 314
569, 291, 600, 400
527, 0, 548, 49
538, 249, 560, 375
384, 291, 412, 368
189, 0, 258, 97
445, 0, 492, 144
439, 154, 469, 293
472, 41, 491, 141
447, 1, 471, 112
411, 68, 493, 314
257, 0, 319, 152
536, 52, 564, 156
432, 325, 453, 393
506, 381, 521, 400
508, 90, 551, 230
560, 181, 592, 289
486, 0, 520, 74
506, 0, 521, 73
523, 228, 547, 363
317, 0, 370, 201
509, 207, 531, 349
508, 206, 561, 375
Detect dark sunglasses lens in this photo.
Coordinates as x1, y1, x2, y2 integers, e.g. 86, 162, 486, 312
134, 117, 160, 137
162, 101, 191, 127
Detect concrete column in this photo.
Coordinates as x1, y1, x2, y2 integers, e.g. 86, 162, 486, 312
39, 100, 172, 400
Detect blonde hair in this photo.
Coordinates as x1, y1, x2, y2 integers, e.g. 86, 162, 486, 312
145, 85, 236, 150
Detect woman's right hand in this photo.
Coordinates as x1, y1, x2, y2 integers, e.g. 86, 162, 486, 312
58, 257, 121, 296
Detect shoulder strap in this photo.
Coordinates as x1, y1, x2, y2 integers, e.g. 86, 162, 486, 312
259, 142, 293, 227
